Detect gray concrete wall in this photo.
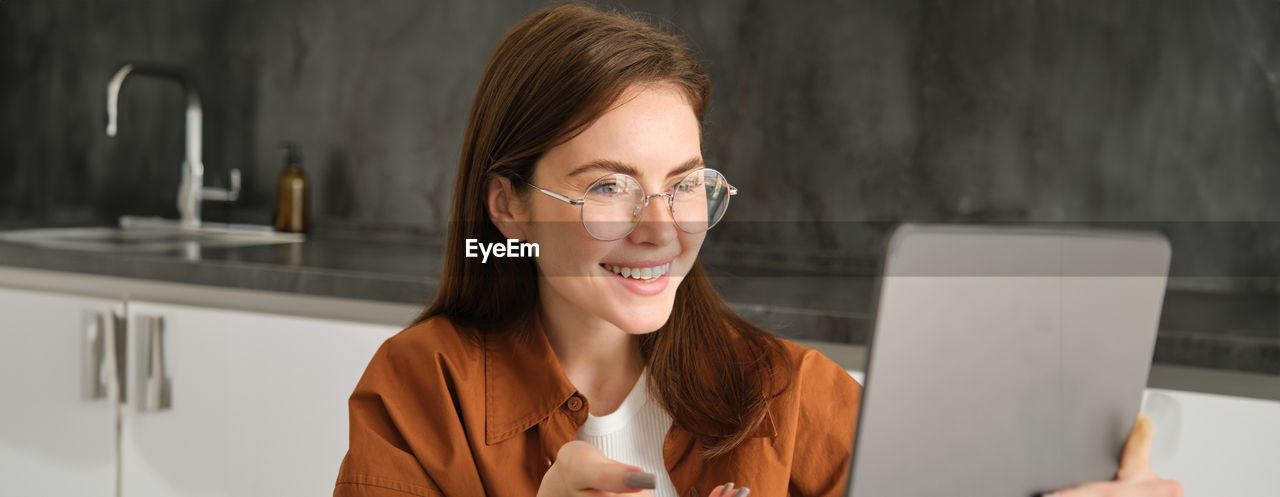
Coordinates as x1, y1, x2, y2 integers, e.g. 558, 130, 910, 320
3, 0, 1279, 290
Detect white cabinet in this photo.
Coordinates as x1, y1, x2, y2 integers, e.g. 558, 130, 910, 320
1144, 388, 1280, 496
0, 287, 122, 497
5, 279, 1279, 496
119, 301, 398, 497
0, 283, 402, 497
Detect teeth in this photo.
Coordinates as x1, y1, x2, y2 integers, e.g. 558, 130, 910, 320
603, 262, 670, 281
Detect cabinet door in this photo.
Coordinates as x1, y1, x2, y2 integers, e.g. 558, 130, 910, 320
1144, 388, 1280, 495
0, 286, 121, 497
121, 300, 400, 497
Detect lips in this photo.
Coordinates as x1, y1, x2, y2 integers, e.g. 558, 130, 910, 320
597, 259, 673, 297
599, 262, 671, 281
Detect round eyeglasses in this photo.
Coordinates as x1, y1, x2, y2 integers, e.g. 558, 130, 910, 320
525, 168, 738, 241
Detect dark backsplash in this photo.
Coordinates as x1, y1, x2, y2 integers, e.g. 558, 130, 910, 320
4, 0, 1280, 291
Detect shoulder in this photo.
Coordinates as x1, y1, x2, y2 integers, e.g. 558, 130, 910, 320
766, 338, 862, 494
357, 315, 485, 395
346, 314, 487, 453
761, 337, 862, 436
773, 337, 862, 398
723, 327, 861, 400
379, 315, 483, 367
339, 316, 474, 496
388, 314, 482, 356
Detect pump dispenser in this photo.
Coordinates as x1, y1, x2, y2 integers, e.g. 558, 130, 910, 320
274, 142, 309, 233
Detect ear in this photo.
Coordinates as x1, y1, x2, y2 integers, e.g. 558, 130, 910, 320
485, 174, 528, 240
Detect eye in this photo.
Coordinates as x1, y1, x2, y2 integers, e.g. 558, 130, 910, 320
589, 179, 626, 197
674, 174, 703, 193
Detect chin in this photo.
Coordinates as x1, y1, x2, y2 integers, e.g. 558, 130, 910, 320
610, 298, 677, 335
606, 279, 686, 333
614, 316, 672, 335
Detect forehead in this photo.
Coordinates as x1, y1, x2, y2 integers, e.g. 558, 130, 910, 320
537, 84, 701, 181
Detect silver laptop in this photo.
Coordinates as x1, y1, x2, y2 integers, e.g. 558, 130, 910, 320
845, 224, 1171, 496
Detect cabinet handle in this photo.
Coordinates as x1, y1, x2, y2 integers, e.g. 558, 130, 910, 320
137, 315, 172, 411
82, 311, 108, 400
112, 310, 127, 404
82, 309, 125, 403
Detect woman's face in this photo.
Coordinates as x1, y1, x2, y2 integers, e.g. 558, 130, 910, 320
518, 83, 706, 335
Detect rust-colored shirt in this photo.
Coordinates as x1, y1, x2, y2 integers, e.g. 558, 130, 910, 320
333, 315, 862, 497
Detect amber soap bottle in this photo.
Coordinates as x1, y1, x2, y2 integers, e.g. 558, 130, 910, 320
274, 142, 309, 233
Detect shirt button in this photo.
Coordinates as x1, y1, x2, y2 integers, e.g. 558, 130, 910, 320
566, 395, 584, 412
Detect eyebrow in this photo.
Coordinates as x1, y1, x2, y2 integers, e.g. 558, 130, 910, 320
567, 156, 705, 179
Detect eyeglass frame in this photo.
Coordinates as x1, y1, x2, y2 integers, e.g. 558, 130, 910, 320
522, 167, 738, 241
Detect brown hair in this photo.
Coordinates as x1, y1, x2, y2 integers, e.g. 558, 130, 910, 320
415, 2, 791, 458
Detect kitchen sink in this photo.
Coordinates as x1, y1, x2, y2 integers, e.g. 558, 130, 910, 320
0, 216, 304, 253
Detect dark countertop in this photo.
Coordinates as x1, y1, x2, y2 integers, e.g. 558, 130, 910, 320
0, 221, 1276, 376
0, 231, 445, 304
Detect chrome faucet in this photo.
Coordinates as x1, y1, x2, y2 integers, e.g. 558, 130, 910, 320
106, 63, 240, 230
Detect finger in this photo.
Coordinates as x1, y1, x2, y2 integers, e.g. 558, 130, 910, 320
708, 484, 725, 497
1049, 478, 1182, 497
599, 491, 655, 497
586, 464, 654, 493
573, 458, 654, 493
556, 441, 655, 494
1117, 412, 1158, 481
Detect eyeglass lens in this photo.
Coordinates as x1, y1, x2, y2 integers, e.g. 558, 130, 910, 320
580, 169, 732, 240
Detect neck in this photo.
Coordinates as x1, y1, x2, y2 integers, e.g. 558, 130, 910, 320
538, 287, 645, 415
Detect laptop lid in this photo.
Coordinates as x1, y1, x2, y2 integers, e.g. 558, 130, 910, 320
845, 224, 1171, 496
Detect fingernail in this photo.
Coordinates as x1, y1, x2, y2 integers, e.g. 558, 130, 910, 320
732, 487, 750, 497
626, 471, 656, 490
723, 482, 734, 494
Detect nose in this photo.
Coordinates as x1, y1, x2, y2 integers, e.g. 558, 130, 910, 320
626, 193, 677, 246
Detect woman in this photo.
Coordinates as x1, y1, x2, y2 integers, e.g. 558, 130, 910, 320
334, 4, 1182, 497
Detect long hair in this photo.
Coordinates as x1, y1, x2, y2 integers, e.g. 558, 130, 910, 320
415, 2, 791, 459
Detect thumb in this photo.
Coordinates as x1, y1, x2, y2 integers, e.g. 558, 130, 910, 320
591, 460, 656, 493
559, 441, 656, 494
1117, 412, 1158, 481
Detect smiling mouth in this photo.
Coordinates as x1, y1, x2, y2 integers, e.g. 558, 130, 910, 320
599, 262, 670, 282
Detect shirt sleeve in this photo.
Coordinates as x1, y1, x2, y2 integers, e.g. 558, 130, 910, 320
787, 349, 863, 497
333, 340, 444, 497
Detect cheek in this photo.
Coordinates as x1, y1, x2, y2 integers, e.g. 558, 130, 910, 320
525, 216, 612, 277
676, 232, 706, 269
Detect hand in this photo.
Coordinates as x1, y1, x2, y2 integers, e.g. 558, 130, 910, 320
1045, 413, 1183, 497
537, 440, 656, 497
709, 482, 751, 497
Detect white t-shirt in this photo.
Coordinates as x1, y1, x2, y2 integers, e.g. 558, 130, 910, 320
574, 368, 679, 497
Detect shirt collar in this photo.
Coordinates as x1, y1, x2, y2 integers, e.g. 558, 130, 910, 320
483, 309, 775, 445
